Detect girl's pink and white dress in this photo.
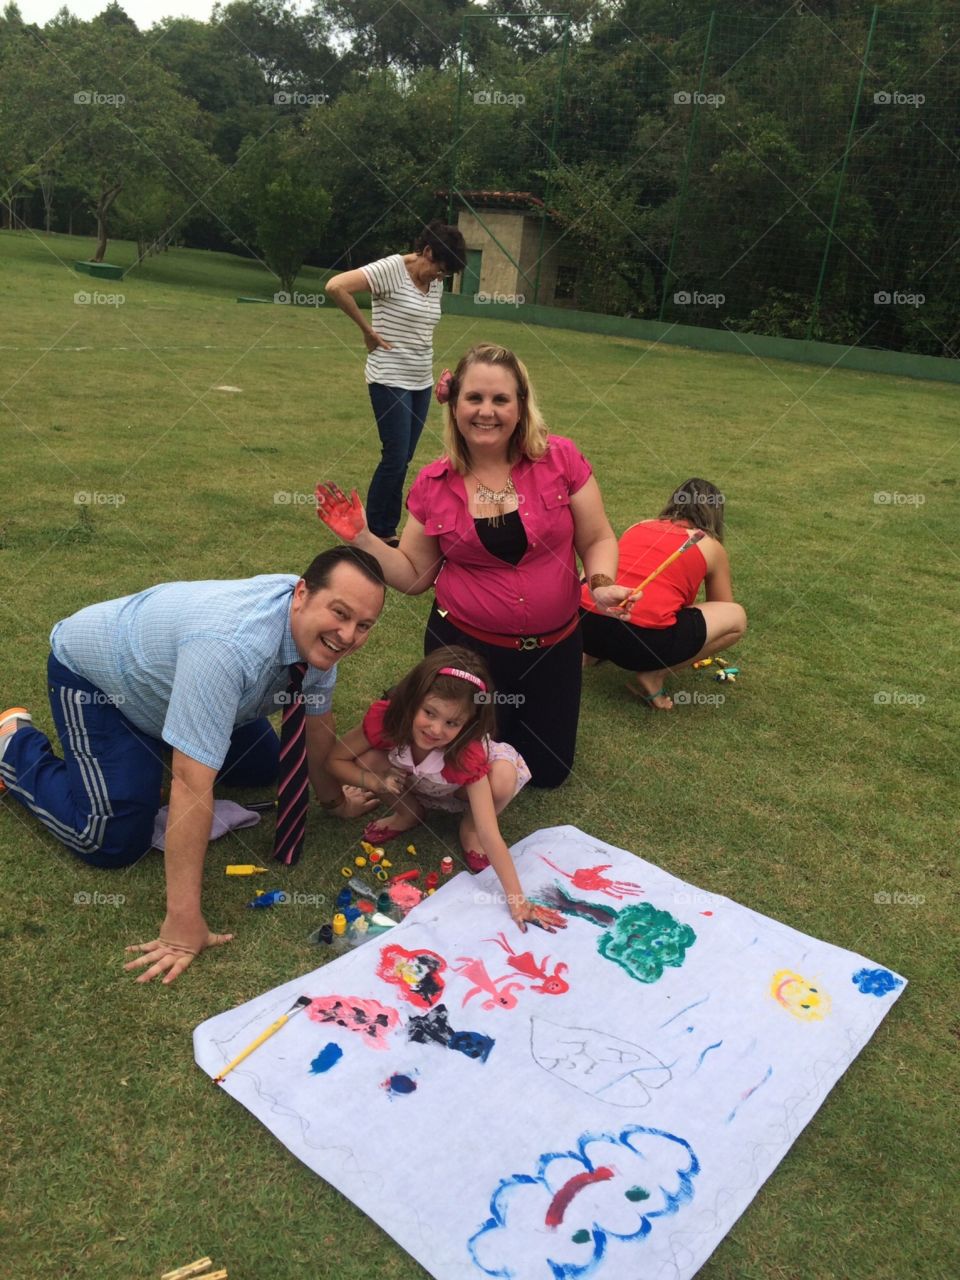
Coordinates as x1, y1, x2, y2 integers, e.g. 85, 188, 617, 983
361, 699, 531, 813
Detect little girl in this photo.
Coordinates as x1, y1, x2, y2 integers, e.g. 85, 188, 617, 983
328, 646, 565, 933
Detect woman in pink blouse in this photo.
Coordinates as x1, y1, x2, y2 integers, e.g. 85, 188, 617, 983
316, 343, 628, 787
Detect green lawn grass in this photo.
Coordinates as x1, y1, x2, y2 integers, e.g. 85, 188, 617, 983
1, 228, 957, 1280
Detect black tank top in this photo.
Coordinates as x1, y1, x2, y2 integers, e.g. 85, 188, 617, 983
474, 510, 527, 565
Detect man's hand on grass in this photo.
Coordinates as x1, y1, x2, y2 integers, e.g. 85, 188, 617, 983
124, 914, 233, 984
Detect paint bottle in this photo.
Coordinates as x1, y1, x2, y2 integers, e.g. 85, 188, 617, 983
226, 864, 268, 876
343, 905, 361, 923
307, 922, 333, 946
330, 913, 349, 953
348, 874, 380, 900
336, 888, 352, 910
425, 871, 439, 891
246, 889, 287, 908
377, 892, 402, 923
440, 856, 453, 875
368, 911, 397, 931
346, 916, 370, 947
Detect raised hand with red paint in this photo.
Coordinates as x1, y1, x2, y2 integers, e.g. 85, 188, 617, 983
540, 854, 644, 901
315, 481, 366, 542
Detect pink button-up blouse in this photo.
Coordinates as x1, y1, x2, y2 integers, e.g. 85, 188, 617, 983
406, 435, 593, 635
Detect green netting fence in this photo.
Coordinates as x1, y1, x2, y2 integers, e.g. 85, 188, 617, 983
447, 5, 958, 360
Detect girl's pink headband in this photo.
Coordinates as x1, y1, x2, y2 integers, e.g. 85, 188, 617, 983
439, 666, 486, 693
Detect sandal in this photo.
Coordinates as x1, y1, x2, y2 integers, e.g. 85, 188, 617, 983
625, 682, 673, 710
462, 849, 490, 874
362, 819, 414, 844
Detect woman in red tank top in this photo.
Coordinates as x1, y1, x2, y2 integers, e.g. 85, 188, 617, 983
579, 478, 746, 709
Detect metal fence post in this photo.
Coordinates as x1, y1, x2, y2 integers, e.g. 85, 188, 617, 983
448, 18, 468, 226
534, 17, 571, 306
659, 8, 716, 322
806, 5, 879, 339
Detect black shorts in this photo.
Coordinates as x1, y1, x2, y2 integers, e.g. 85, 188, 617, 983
579, 606, 707, 671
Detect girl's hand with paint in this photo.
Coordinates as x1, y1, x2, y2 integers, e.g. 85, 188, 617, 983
331, 784, 381, 819
315, 481, 366, 542
376, 769, 409, 800
508, 893, 566, 934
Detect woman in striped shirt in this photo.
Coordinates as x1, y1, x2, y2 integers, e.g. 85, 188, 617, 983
325, 223, 467, 547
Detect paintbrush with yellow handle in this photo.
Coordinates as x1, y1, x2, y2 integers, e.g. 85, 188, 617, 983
619, 529, 707, 611
213, 995, 311, 1084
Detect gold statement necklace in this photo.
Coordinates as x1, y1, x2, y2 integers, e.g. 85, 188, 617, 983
474, 474, 517, 527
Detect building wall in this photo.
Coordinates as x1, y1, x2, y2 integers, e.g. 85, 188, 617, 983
454, 208, 567, 306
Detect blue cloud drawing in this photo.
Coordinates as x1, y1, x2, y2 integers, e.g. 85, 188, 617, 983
467, 1124, 699, 1279
852, 967, 903, 997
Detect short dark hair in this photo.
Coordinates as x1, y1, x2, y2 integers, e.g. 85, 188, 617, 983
301, 546, 386, 594
414, 220, 467, 274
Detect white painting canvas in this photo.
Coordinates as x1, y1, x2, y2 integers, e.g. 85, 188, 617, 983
193, 825, 905, 1280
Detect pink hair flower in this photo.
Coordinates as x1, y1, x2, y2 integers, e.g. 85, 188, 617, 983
434, 368, 453, 404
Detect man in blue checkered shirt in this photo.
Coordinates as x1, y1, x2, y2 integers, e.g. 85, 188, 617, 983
0, 546, 386, 984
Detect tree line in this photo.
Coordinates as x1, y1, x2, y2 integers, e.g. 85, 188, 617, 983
1, 1, 955, 356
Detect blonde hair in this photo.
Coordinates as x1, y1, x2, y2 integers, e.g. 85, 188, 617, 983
443, 344, 549, 473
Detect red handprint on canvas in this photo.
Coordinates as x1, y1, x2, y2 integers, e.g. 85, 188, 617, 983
539, 854, 643, 901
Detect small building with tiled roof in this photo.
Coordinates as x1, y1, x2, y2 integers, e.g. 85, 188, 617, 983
441, 190, 579, 308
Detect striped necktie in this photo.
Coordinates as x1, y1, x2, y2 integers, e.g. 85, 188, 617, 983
273, 662, 309, 865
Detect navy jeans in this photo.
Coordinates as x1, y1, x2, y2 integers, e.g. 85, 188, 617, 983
0, 653, 279, 868
366, 382, 432, 539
